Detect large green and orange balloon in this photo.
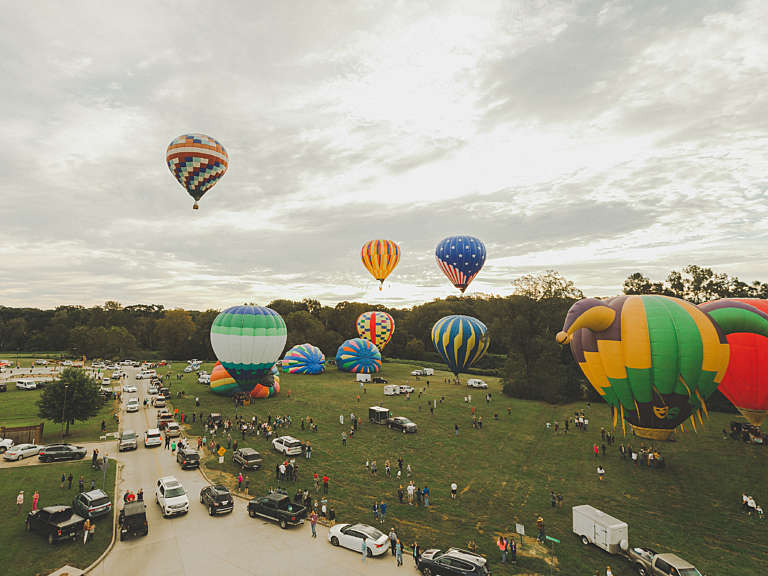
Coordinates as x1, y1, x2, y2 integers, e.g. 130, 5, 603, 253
557, 295, 768, 440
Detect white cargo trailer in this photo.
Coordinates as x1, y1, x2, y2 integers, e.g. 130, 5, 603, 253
572, 505, 628, 554
356, 373, 372, 383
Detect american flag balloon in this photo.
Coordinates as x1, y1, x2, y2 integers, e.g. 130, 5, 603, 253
435, 235, 486, 293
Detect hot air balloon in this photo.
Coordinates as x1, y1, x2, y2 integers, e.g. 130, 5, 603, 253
209, 361, 239, 396
210, 305, 287, 394
361, 240, 400, 290
431, 315, 490, 377
336, 338, 382, 373
166, 133, 228, 209
250, 365, 280, 398
356, 311, 395, 352
435, 235, 486, 293
283, 344, 326, 375
557, 295, 768, 441
701, 298, 768, 426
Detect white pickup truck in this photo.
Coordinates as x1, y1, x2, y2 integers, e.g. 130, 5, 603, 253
0, 438, 14, 453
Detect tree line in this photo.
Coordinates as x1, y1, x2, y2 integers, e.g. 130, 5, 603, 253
1, 266, 763, 408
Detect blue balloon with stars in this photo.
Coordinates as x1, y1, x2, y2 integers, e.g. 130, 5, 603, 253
435, 235, 486, 293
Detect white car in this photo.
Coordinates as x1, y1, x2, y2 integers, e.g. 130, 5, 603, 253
0, 438, 16, 453
410, 369, 424, 376
183, 365, 195, 373
398, 385, 415, 394
156, 476, 189, 517
153, 396, 166, 408
144, 428, 162, 448
272, 436, 303, 456
111, 372, 123, 380
147, 385, 159, 395
3, 443, 41, 461
122, 384, 137, 393
467, 379, 488, 389
62, 360, 73, 367
126, 398, 140, 413
165, 421, 181, 438
198, 374, 210, 385
328, 523, 390, 557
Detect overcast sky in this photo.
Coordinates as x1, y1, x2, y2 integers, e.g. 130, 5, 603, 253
1, 0, 766, 310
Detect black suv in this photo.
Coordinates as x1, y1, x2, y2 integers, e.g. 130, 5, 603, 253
199, 484, 234, 516
418, 548, 490, 576
372, 377, 387, 384
232, 448, 263, 470
387, 416, 418, 433
26, 505, 85, 544
72, 489, 112, 519
176, 447, 200, 470
38, 444, 87, 462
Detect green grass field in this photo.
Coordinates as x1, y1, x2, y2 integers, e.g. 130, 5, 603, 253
0, 459, 116, 576
151, 360, 767, 576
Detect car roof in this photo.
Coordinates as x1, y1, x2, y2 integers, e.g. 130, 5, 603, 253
41, 505, 71, 513
146, 428, 160, 434
657, 553, 696, 569
159, 476, 180, 485
239, 447, 260, 454
83, 489, 109, 499
212, 484, 230, 493
277, 435, 298, 442
123, 501, 146, 515
446, 548, 487, 565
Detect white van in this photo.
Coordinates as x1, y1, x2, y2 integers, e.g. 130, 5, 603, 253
383, 385, 400, 396
572, 505, 629, 554
16, 379, 37, 390
467, 378, 488, 389
356, 373, 372, 383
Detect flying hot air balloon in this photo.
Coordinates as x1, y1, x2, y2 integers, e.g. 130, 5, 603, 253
356, 311, 395, 352
431, 315, 490, 377
557, 295, 768, 440
361, 240, 400, 290
166, 133, 228, 209
210, 305, 287, 394
435, 235, 486, 293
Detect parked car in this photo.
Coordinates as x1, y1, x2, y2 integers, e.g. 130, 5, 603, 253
165, 421, 181, 438
628, 548, 702, 576
126, 398, 140, 413
3, 443, 41, 461
0, 438, 15, 453
272, 435, 303, 456
387, 416, 418, 433
232, 447, 263, 470
119, 501, 148, 540
153, 395, 167, 408
122, 384, 137, 393
417, 548, 490, 576
466, 379, 488, 389
399, 385, 415, 394
147, 385, 159, 395
38, 444, 87, 462
157, 412, 174, 429
383, 385, 400, 396
26, 505, 85, 544
372, 377, 387, 384
155, 476, 189, 517
198, 373, 210, 385
247, 493, 307, 528
144, 428, 162, 448
15, 379, 37, 390
119, 430, 138, 452
176, 447, 200, 470
72, 489, 113, 520
328, 523, 390, 557
199, 484, 234, 516
0, 382, 7, 392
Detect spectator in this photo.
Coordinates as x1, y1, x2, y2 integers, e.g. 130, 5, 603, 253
450, 482, 458, 500
16, 491, 24, 514
597, 465, 606, 481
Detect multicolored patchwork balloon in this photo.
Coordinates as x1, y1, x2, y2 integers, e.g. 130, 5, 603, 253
432, 315, 490, 377
557, 295, 768, 440
250, 365, 280, 399
283, 344, 325, 375
209, 361, 238, 396
361, 240, 400, 290
336, 338, 382, 373
166, 133, 228, 209
356, 311, 395, 352
435, 235, 486, 293
210, 305, 287, 394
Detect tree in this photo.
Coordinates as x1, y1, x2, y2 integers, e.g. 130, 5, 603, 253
37, 368, 102, 436
511, 270, 584, 300
154, 310, 195, 358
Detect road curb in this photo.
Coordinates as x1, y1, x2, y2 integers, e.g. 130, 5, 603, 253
83, 460, 120, 574
197, 456, 250, 502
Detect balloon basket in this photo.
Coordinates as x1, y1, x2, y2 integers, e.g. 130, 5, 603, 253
193, 202, 199, 210
631, 426, 676, 442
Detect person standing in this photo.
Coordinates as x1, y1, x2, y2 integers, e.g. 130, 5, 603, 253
536, 515, 545, 543
32, 490, 39, 511
389, 528, 397, 556
78, 475, 84, 493
16, 491, 24, 514
342, 432, 347, 447
361, 536, 367, 563
454, 423, 459, 436
323, 474, 329, 494
423, 485, 430, 507
450, 482, 458, 500
412, 541, 421, 566
509, 537, 517, 562
606, 566, 613, 576
83, 518, 91, 543
497, 535, 507, 563
244, 475, 249, 495
68, 472, 73, 490
237, 472, 243, 491
379, 500, 386, 524
396, 539, 403, 566
310, 510, 318, 538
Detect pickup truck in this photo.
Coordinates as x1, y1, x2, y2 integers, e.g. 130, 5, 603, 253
0, 438, 14, 453
26, 505, 85, 544
247, 493, 307, 529
629, 547, 702, 576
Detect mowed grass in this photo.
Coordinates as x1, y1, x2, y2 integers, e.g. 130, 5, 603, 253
0, 459, 116, 576
154, 360, 768, 576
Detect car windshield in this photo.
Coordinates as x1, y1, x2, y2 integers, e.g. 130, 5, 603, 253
215, 492, 230, 502
243, 452, 261, 461
284, 440, 301, 448
165, 486, 186, 498
184, 452, 199, 460
122, 433, 137, 440
400, 418, 413, 424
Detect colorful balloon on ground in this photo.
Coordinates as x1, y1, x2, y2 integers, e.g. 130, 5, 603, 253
431, 315, 490, 376
702, 298, 768, 426
361, 240, 400, 290
336, 338, 382, 373
283, 344, 326, 375
356, 311, 395, 352
210, 305, 287, 394
435, 235, 486, 293
166, 133, 228, 209
250, 365, 280, 398
209, 361, 238, 396
557, 295, 768, 440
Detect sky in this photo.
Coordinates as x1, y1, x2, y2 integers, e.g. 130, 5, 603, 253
1, 0, 767, 311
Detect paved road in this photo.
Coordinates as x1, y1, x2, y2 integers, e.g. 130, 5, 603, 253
87, 367, 410, 576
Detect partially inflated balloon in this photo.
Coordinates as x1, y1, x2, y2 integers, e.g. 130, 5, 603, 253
210, 306, 287, 394
557, 295, 768, 440
209, 361, 238, 396
283, 344, 325, 375
166, 133, 228, 209
435, 235, 486, 293
250, 365, 280, 398
361, 240, 400, 290
336, 338, 382, 373
356, 311, 395, 351
431, 315, 490, 376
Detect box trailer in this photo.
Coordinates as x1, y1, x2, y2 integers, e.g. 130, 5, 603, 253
383, 385, 400, 396
572, 505, 628, 554
369, 406, 390, 424
356, 373, 372, 383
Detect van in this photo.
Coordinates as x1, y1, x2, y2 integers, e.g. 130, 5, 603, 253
572, 505, 628, 554
356, 373, 372, 383
422, 368, 434, 376
383, 385, 399, 396
467, 378, 488, 389
16, 379, 37, 390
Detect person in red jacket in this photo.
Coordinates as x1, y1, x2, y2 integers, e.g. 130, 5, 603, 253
322, 474, 329, 494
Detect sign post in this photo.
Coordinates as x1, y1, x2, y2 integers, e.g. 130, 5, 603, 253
545, 535, 560, 575
515, 523, 525, 548
218, 446, 226, 464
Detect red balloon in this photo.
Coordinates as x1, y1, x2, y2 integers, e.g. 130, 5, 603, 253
717, 298, 768, 426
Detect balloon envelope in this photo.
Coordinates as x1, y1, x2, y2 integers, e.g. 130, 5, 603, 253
250, 365, 280, 398
361, 240, 400, 289
336, 338, 382, 373
435, 235, 486, 293
283, 344, 326, 375
166, 133, 228, 209
210, 305, 287, 394
356, 311, 395, 351
209, 361, 238, 396
431, 315, 490, 376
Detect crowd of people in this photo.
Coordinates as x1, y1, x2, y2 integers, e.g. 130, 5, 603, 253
742, 493, 764, 517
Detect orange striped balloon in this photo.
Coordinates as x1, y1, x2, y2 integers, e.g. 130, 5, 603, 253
361, 240, 400, 290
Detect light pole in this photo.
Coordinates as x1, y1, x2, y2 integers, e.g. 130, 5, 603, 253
61, 384, 69, 438
102, 453, 108, 489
